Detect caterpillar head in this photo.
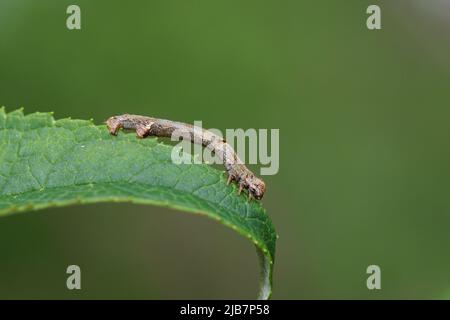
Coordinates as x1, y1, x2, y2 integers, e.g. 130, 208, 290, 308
246, 175, 266, 200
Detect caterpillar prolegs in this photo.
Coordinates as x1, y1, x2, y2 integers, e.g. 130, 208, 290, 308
106, 114, 266, 201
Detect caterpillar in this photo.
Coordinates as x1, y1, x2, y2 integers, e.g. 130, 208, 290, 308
106, 114, 266, 201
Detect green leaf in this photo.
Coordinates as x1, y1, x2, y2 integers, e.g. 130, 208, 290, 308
0, 108, 276, 299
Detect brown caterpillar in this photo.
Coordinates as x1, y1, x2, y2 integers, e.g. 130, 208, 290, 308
106, 114, 266, 201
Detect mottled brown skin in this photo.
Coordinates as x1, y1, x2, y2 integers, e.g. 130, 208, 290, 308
106, 114, 266, 200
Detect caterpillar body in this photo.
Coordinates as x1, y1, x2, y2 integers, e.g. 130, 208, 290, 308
106, 114, 266, 201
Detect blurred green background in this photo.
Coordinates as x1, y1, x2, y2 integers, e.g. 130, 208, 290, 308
0, 0, 449, 299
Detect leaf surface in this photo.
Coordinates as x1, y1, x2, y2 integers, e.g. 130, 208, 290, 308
0, 108, 276, 299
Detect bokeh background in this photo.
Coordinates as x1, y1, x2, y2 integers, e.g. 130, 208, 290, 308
0, 0, 449, 299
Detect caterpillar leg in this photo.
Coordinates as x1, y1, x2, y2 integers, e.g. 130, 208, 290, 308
226, 173, 235, 185
238, 183, 244, 195
135, 123, 154, 138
